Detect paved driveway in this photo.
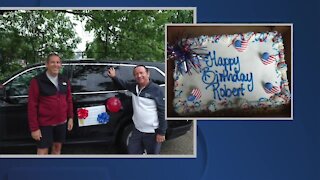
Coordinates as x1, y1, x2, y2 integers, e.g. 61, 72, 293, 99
0, 123, 195, 156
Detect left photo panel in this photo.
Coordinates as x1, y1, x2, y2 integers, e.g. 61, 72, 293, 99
0, 8, 196, 158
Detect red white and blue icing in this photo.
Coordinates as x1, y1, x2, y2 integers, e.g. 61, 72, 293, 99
169, 31, 291, 114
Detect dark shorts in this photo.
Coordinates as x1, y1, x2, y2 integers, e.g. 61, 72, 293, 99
36, 123, 67, 149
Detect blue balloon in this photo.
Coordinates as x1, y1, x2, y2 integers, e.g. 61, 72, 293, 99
187, 95, 196, 101
262, 52, 270, 61
234, 40, 242, 47
264, 82, 273, 90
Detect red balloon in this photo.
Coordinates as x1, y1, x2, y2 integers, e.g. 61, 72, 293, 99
106, 97, 122, 113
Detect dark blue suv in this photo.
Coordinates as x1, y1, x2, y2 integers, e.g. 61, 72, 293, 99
0, 60, 192, 153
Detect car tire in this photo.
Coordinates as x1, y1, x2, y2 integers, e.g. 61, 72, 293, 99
120, 123, 134, 153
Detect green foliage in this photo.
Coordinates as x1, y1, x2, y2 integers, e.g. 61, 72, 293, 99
0, 10, 80, 63
0, 10, 193, 82
79, 10, 193, 61
0, 61, 23, 82
0, 10, 80, 81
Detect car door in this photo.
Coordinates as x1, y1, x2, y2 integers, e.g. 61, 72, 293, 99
0, 66, 45, 145
68, 63, 134, 142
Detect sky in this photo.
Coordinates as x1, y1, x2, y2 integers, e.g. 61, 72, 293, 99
66, 13, 94, 52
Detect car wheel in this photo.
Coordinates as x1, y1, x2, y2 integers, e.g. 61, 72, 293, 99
120, 123, 134, 153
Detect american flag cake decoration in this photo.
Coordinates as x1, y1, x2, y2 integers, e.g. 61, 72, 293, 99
234, 39, 249, 52
232, 33, 254, 52
187, 88, 202, 101
264, 82, 280, 94
261, 52, 276, 65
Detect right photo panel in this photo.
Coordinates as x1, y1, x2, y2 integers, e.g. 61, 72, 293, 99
166, 24, 292, 120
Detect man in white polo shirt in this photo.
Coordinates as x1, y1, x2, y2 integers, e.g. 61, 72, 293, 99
107, 65, 167, 154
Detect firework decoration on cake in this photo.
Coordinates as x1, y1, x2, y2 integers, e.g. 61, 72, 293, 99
260, 52, 276, 65
168, 38, 208, 74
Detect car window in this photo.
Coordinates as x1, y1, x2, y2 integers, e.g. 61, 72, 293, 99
70, 64, 164, 93
116, 66, 165, 86
116, 66, 135, 84
149, 68, 165, 85
6, 66, 68, 96
71, 65, 114, 92
6, 67, 45, 96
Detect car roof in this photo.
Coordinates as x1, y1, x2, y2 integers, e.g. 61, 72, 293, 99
64, 60, 165, 72
1, 60, 165, 84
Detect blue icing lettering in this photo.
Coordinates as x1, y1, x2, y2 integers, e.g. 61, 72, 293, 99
201, 50, 255, 100
201, 67, 220, 90
205, 50, 241, 72
218, 84, 245, 98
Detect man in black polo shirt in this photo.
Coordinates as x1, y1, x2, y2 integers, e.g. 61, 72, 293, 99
28, 53, 74, 155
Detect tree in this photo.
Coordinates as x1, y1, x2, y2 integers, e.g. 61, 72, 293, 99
0, 10, 193, 81
77, 10, 193, 61
0, 10, 80, 81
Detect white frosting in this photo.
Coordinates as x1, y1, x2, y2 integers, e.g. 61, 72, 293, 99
171, 31, 290, 114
